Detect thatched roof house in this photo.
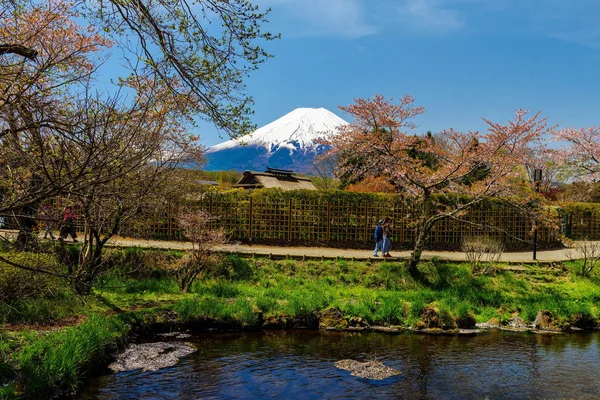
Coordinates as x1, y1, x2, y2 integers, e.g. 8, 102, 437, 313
233, 168, 317, 191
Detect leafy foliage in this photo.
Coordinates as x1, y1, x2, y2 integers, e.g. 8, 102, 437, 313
461, 236, 504, 275
1, 0, 276, 295
168, 211, 227, 292
553, 126, 600, 181
81, 0, 278, 137
324, 94, 552, 273
567, 240, 600, 277
0, 252, 62, 303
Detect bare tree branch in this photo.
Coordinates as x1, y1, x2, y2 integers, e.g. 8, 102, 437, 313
0, 44, 38, 60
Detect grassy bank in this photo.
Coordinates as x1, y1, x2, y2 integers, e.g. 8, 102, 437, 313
2, 248, 600, 398
95, 255, 600, 330
1, 315, 128, 399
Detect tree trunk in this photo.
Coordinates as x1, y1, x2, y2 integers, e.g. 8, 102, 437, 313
406, 193, 432, 277
14, 202, 40, 251
181, 270, 200, 293
15, 225, 36, 251
406, 225, 429, 276
72, 229, 104, 295
73, 253, 102, 295
181, 279, 191, 293
72, 271, 94, 296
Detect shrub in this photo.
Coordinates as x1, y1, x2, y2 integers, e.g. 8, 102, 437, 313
217, 255, 255, 281
567, 240, 600, 277
0, 294, 83, 324
102, 248, 177, 279
0, 252, 63, 302
462, 236, 504, 275
168, 211, 227, 292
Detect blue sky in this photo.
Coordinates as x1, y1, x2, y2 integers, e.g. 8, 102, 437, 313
132, 0, 600, 147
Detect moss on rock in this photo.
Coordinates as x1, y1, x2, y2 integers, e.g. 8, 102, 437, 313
318, 308, 348, 330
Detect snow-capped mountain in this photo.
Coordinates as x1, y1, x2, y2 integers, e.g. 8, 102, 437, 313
203, 107, 348, 173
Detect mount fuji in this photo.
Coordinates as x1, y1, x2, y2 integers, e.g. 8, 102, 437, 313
203, 107, 348, 173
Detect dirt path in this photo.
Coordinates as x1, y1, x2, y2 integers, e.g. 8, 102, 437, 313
1, 229, 590, 263
105, 236, 591, 263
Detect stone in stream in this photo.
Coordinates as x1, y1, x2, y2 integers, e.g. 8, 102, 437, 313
319, 307, 348, 330
335, 359, 401, 380
508, 315, 527, 329
109, 342, 196, 372
157, 332, 192, 339
534, 310, 562, 332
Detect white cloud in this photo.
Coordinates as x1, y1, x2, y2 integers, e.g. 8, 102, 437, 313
260, 0, 376, 38
549, 30, 600, 50
257, 0, 600, 45
400, 0, 465, 31
524, 0, 600, 49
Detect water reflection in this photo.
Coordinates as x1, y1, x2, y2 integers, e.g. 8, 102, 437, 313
78, 331, 600, 399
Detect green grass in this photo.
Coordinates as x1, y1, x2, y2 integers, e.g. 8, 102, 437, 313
3, 315, 128, 399
4, 251, 600, 331
0, 292, 85, 325
3, 251, 600, 398
92, 255, 597, 331
0, 382, 20, 400
173, 297, 258, 326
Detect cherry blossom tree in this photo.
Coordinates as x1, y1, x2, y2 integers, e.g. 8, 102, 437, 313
0, 0, 202, 293
553, 127, 600, 180
1, 0, 276, 220
325, 94, 552, 274
0, 0, 114, 247
170, 211, 227, 292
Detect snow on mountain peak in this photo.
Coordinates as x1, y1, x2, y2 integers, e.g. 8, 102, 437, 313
206, 107, 348, 153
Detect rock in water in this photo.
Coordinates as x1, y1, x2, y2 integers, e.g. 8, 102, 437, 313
109, 342, 196, 372
335, 359, 400, 380
534, 310, 560, 331
319, 307, 348, 330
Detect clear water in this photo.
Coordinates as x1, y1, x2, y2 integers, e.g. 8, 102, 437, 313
78, 330, 600, 399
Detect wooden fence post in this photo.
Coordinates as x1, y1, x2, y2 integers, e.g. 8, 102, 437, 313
399, 201, 405, 243
249, 197, 253, 240
288, 198, 293, 240
327, 201, 331, 241
364, 202, 368, 241
569, 213, 573, 238
208, 194, 213, 231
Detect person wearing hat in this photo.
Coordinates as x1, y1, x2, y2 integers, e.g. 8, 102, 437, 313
373, 219, 384, 256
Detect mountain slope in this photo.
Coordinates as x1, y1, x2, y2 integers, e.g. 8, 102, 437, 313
203, 107, 347, 173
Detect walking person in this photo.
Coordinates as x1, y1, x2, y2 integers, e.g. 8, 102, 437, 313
40, 203, 56, 240
382, 217, 392, 257
373, 219, 384, 256
60, 206, 78, 242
